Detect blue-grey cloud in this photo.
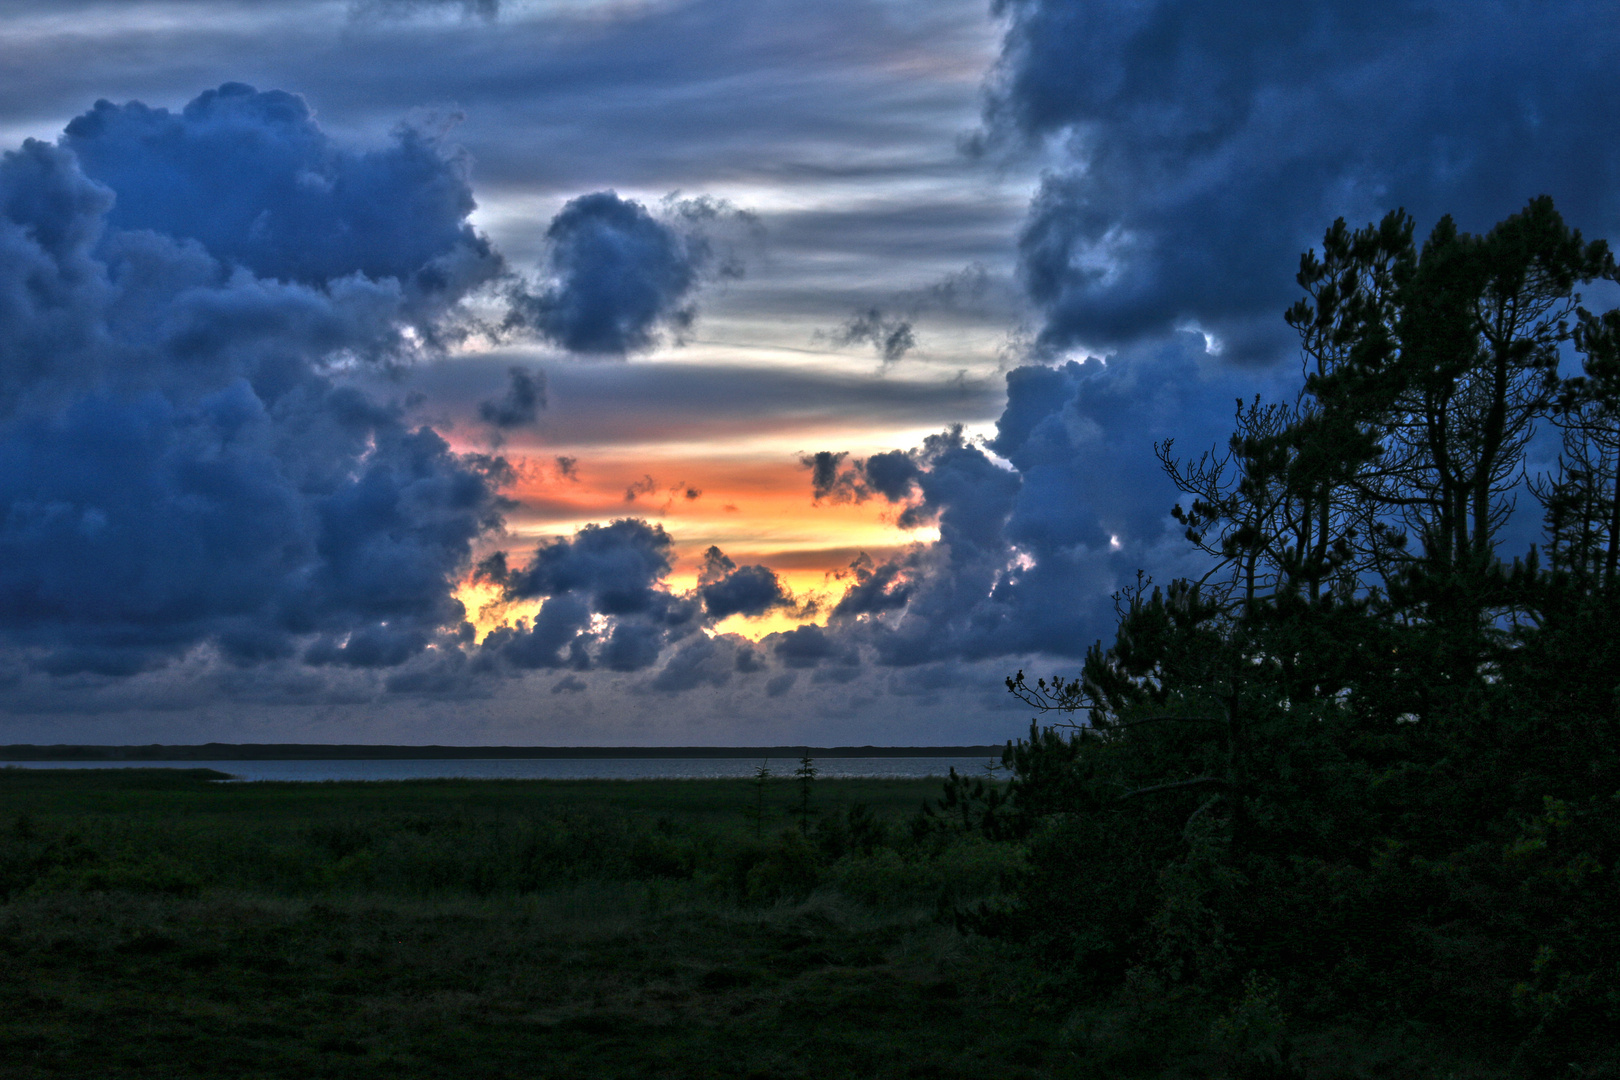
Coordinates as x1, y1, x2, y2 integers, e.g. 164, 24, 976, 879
351, 0, 499, 21
808, 336, 1274, 666
696, 546, 794, 620
509, 191, 725, 355
829, 553, 913, 619
649, 633, 739, 692
491, 518, 675, 615
478, 519, 700, 672
63, 82, 502, 314
822, 308, 916, 362
0, 90, 510, 679
384, 350, 1005, 458
769, 623, 851, 669
986, 0, 1620, 362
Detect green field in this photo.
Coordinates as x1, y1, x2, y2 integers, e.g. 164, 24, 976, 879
0, 767, 1053, 1079
0, 768, 1511, 1078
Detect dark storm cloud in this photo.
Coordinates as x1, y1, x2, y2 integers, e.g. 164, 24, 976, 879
477, 528, 797, 678
62, 82, 502, 311
770, 624, 849, 669
801, 446, 924, 510
804, 451, 857, 504
986, 0, 1620, 361
0, 87, 509, 680
508, 192, 746, 355
494, 519, 675, 615
807, 337, 1274, 666
829, 554, 913, 619
478, 519, 701, 673
474, 423, 1222, 689
696, 547, 794, 621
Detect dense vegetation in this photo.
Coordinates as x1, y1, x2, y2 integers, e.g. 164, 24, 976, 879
0, 768, 1036, 1079
2, 766, 1513, 1078
8, 759, 1553, 1079
960, 197, 1620, 1076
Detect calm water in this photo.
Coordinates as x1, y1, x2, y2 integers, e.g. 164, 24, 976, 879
3, 757, 999, 782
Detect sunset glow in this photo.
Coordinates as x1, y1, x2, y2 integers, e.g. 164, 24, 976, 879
1, 0, 1610, 747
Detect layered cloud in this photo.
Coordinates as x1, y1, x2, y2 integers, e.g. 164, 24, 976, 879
985, 0, 1620, 362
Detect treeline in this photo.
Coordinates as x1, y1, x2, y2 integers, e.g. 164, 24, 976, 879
947, 197, 1620, 1074
0, 744, 1001, 761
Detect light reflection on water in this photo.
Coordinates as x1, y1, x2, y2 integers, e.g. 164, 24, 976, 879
4, 757, 1000, 782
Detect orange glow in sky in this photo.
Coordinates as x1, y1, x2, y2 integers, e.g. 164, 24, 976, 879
454, 444, 937, 642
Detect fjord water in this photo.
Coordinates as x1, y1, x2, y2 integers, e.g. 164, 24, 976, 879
3, 756, 997, 781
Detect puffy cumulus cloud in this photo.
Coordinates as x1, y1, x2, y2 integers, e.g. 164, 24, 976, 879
62, 83, 502, 319
984, 0, 1620, 362
487, 519, 677, 616
510, 192, 752, 355
805, 336, 1277, 667
1, 82, 770, 707
829, 553, 912, 619
472, 528, 799, 681
475, 519, 701, 672
0, 87, 511, 683
768, 624, 856, 670
695, 546, 794, 621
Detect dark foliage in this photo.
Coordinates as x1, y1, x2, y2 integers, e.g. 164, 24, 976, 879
974, 198, 1620, 1074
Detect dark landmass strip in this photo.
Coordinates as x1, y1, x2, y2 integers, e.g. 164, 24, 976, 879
0, 744, 1004, 762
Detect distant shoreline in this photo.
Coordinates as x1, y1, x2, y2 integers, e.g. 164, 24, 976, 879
0, 743, 1005, 761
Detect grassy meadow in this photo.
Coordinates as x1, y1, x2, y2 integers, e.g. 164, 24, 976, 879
0, 767, 1513, 1078
0, 766, 1047, 1079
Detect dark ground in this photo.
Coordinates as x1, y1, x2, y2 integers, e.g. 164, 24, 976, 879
0, 768, 1513, 1078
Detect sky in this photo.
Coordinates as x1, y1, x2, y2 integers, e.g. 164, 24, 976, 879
1, 0, 1617, 746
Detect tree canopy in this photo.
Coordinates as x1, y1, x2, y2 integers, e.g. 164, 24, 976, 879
969, 197, 1620, 1073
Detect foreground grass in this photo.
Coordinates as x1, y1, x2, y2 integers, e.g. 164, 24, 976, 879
2, 890, 1056, 1079
0, 768, 1518, 1078
1, 768, 1052, 1079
